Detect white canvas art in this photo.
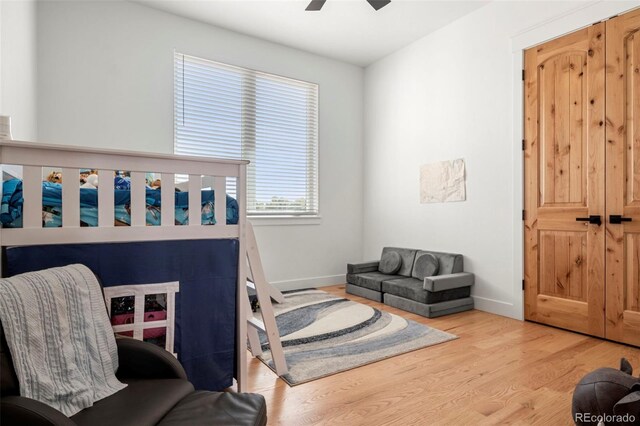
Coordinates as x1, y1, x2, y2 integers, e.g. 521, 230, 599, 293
420, 159, 466, 203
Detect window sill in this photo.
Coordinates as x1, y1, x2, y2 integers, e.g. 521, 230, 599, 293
248, 215, 322, 226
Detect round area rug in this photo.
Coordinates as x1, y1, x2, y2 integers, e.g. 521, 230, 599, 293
256, 289, 458, 386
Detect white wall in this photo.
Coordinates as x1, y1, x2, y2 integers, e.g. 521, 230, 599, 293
36, 0, 364, 289
363, 1, 640, 319
0, 0, 37, 141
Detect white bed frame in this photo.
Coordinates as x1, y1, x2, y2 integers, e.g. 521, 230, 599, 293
0, 140, 251, 391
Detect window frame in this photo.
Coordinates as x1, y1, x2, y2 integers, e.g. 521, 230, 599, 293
173, 52, 320, 220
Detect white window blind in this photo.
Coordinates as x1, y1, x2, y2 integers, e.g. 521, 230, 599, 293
174, 53, 319, 216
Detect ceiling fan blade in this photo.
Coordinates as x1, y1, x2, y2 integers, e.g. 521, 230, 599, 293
306, 0, 327, 11
366, 0, 391, 11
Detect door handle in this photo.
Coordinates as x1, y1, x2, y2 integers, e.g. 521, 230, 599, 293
610, 215, 632, 224
576, 215, 602, 226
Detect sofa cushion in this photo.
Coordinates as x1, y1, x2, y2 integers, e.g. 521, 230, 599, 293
384, 294, 474, 318
355, 272, 398, 292
381, 248, 417, 277
379, 251, 402, 274
345, 284, 383, 302
382, 277, 471, 304
71, 378, 194, 426
347, 261, 379, 275
412, 253, 439, 279
424, 273, 474, 292
414, 250, 463, 275
157, 390, 267, 426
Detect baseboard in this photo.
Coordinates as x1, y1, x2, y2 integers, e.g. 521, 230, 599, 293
271, 274, 345, 292
472, 295, 521, 320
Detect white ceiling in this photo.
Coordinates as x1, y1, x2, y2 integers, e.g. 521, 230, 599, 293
134, 0, 489, 66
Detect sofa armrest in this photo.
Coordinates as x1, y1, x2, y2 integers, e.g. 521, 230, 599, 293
424, 273, 474, 292
115, 336, 187, 380
1, 396, 76, 426
347, 261, 379, 274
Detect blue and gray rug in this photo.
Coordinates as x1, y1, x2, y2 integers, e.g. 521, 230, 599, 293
257, 289, 458, 386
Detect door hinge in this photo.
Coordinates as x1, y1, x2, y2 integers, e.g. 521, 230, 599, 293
522, 210, 526, 221
522, 69, 525, 81
522, 279, 525, 290
522, 139, 525, 151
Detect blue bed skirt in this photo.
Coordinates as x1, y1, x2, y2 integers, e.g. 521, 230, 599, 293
4, 239, 239, 391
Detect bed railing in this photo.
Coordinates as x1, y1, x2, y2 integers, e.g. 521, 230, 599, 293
0, 140, 247, 245
0, 139, 250, 391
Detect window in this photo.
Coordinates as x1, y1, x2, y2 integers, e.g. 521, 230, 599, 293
174, 53, 319, 216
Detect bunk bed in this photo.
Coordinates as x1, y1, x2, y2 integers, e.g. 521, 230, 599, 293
0, 140, 250, 392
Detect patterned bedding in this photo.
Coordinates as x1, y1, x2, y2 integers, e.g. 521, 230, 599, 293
0, 179, 239, 227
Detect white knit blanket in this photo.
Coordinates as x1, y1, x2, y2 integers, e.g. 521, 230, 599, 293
0, 264, 127, 416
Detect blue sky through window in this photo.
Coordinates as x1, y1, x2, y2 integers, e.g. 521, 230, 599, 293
175, 53, 318, 214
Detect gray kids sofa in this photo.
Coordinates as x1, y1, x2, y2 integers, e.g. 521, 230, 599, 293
346, 247, 474, 318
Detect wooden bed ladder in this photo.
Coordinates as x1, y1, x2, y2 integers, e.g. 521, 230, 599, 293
245, 221, 288, 376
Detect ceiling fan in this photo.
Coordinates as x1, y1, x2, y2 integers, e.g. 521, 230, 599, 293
305, 0, 391, 11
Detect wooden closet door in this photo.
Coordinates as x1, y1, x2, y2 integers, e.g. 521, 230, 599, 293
605, 8, 640, 345
524, 23, 606, 336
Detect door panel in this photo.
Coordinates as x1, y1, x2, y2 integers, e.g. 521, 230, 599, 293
605, 8, 640, 345
539, 52, 588, 206
524, 23, 606, 336
538, 231, 587, 301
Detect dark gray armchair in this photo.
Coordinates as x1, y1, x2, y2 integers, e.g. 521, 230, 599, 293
1, 326, 267, 426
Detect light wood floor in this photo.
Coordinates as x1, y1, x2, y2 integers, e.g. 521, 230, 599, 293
246, 285, 640, 425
